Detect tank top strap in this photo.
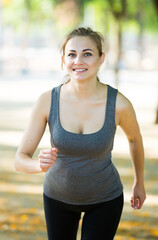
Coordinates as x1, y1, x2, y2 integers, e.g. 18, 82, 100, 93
106, 85, 118, 128
48, 84, 62, 123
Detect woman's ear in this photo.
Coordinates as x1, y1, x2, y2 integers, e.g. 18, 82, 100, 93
61, 56, 65, 70
99, 53, 105, 66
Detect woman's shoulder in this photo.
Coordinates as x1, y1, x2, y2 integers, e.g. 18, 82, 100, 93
37, 89, 52, 104
33, 90, 52, 120
100, 83, 132, 108
115, 90, 136, 126
116, 91, 133, 110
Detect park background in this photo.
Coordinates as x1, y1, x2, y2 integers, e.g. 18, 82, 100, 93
0, 0, 158, 239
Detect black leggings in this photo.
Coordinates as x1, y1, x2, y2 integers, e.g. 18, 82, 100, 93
43, 193, 124, 240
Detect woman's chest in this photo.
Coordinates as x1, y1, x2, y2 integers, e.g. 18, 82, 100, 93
59, 98, 107, 134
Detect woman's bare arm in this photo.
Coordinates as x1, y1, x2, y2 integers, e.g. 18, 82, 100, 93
14, 91, 53, 174
116, 92, 146, 209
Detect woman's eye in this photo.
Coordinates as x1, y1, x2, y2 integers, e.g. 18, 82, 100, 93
68, 53, 76, 57
84, 52, 92, 57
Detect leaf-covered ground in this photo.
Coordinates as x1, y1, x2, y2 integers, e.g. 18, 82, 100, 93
0, 78, 158, 239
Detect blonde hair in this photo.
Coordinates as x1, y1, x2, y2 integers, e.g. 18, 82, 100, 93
60, 27, 105, 83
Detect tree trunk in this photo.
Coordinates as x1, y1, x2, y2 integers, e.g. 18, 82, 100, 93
114, 19, 122, 88
137, 7, 144, 59
152, 0, 158, 124
20, 0, 31, 75
155, 103, 158, 124
0, 0, 3, 74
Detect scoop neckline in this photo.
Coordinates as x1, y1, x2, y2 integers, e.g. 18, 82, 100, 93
57, 84, 109, 136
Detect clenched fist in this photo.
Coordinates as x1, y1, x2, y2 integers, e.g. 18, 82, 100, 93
38, 148, 57, 172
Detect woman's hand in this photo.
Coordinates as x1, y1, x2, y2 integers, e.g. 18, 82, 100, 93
38, 148, 58, 172
131, 183, 146, 210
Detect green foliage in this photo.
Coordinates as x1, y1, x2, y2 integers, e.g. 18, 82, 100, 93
109, 0, 124, 13
125, 0, 158, 32
84, 1, 110, 34
142, 0, 158, 32
2, 0, 158, 33
3, 0, 54, 30
94, 0, 158, 33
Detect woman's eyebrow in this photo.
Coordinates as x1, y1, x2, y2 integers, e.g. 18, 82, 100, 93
83, 49, 94, 52
68, 49, 94, 52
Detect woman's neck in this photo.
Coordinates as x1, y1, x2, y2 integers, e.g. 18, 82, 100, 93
66, 79, 100, 100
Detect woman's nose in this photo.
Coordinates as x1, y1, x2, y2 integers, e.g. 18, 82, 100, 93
74, 55, 83, 64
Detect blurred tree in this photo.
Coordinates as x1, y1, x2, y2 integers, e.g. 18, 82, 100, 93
106, 0, 158, 86
52, 0, 81, 37
155, 104, 158, 124
0, 0, 3, 46
2, 0, 54, 31
152, 0, 158, 124
2, 0, 55, 73
107, 0, 126, 87
152, 0, 158, 15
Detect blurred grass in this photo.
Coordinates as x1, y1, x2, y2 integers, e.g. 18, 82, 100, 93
0, 77, 158, 239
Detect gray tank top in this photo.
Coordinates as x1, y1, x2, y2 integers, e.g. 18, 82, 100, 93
44, 83, 123, 205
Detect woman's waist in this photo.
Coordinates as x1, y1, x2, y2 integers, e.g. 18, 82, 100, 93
49, 157, 112, 179
44, 161, 121, 194
43, 162, 123, 204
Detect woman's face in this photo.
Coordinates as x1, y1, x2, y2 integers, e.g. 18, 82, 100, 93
62, 36, 104, 82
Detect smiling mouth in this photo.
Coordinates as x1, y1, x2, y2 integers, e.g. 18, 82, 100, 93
73, 68, 88, 72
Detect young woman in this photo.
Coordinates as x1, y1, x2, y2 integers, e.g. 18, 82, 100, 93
14, 27, 146, 240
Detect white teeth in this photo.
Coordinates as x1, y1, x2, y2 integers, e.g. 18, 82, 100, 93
74, 69, 87, 72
